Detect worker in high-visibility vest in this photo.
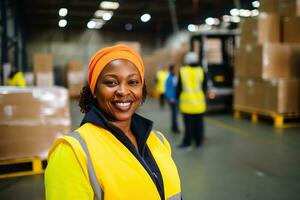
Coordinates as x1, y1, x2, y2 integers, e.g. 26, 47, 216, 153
177, 51, 207, 149
45, 45, 182, 200
155, 68, 168, 109
7, 69, 27, 87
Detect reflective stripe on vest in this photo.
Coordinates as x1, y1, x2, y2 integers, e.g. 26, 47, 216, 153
179, 66, 206, 114
152, 130, 164, 145
151, 130, 182, 200
69, 131, 103, 200
168, 192, 182, 200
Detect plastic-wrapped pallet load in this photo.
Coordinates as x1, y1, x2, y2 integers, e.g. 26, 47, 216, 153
0, 86, 71, 160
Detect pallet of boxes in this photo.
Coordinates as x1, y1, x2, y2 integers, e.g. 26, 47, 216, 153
234, 0, 300, 128
0, 54, 71, 178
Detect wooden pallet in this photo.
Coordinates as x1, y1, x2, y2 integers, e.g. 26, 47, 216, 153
0, 157, 47, 179
233, 105, 300, 128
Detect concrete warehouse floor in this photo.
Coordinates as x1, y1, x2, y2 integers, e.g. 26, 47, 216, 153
0, 98, 300, 200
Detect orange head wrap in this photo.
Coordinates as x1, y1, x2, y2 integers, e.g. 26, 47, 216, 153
88, 44, 144, 94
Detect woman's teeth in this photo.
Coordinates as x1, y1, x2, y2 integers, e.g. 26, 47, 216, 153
115, 102, 131, 107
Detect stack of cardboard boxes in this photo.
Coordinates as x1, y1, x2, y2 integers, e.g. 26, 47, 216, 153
65, 60, 85, 98
33, 53, 54, 86
234, 0, 300, 113
0, 87, 71, 160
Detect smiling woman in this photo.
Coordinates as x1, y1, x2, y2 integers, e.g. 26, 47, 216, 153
44, 45, 182, 200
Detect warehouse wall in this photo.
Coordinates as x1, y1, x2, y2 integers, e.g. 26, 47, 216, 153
27, 29, 158, 69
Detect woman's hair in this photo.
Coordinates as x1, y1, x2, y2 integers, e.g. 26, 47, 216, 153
78, 83, 147, 113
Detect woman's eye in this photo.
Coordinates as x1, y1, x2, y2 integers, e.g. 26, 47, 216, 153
104, 80, 118, 87
128, 79, 139, 86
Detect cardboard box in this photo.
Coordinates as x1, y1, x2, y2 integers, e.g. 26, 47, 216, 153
0, 86, 71, 160
233, 77, 247, 106
283, 17, 300, 43
33, 53, 53, 73
246, 78, 266, 110
206, 39, 222, 64
0, 125, 69, 160
265, 79, 300, 113
240, 13, 280, 45
67, 71, 85, 97
35, 72, 54, 86
234, 48, 249, 77
240, 44, 300, 79
66, 60, 84, 71
115, 41, 141, 54
279, 0, 300, 17
261, 0, 300, 16
260, 0, 279, 13
143, 56, 159, 95
262, 44, 300, 79
65, 60, 85, 97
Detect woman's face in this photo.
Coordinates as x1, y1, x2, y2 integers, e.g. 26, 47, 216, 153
95, 59, 143, 122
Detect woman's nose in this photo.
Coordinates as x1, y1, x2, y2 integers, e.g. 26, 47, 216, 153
116, 84, 130, 96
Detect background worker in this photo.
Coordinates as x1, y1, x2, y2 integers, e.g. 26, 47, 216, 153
165, 64, 180, 134
177, 51, 207, 149
7, 68, 27, 87
155, 67, 168, 109
45, 45, 182, 200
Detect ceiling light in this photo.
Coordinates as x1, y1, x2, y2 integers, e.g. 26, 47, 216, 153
187, 24, 197, 32
239, 9, 252, 17
252, 1, 260, 8
230, 8, 239, 16
92, 18, 106, 29
141, 13, 151, 22
100, 1, 119, 10
223, 15, 231, 22
103, 12, 113, 21
125, 23, 133, 31
94, 10, 107, 18
58, 19, 67, 27
251, 9, 259, 16
231, 16, 240, 23
59, 8, 68, 17
205, 17, 215, 25
87, 20, 96, 29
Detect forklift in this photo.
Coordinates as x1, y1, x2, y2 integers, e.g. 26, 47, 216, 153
190, 30, 238, 111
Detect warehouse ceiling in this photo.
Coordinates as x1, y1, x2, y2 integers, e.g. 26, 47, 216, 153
18, 0, 253, 34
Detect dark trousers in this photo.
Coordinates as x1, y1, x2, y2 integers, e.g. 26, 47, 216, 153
159, 93, 165, 109
182, 113, 204, 146
168, 101, 179, 132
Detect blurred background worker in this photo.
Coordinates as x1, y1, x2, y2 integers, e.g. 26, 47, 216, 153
165, 64, 180, 134
177, 52, 207, 149
7, 68, 27, 87
155, 67, 168, 109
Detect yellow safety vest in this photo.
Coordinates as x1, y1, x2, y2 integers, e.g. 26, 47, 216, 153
156, 70, 168, 94
7, 71, 27, 87
45, 123, 181, 200
179, 66, 206, 114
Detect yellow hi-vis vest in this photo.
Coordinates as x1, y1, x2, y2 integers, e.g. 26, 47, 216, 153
7, 71, 27, 87
45, 123, 181, 200
156, 70, 168, 94
179, 66, 206, 114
